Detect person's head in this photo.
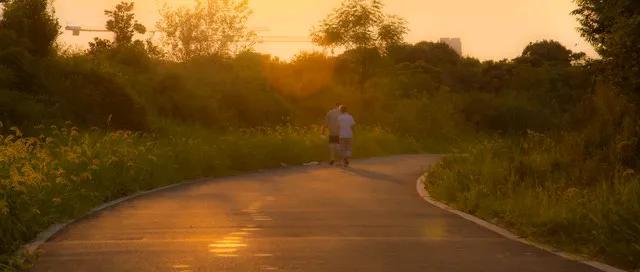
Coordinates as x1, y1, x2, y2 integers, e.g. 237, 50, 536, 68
339, 105, 348, 113
335, 103, 341, 109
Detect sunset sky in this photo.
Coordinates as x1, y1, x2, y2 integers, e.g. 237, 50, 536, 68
54, 0, 597, 60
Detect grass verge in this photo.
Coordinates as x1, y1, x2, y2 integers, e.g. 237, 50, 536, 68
425, 134, 640, 270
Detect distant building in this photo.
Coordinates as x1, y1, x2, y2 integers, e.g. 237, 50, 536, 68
439, 38, 462, 55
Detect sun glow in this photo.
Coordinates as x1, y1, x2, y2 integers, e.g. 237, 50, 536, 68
54, 0, 596, 60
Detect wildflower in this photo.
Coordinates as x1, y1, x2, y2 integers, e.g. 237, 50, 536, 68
9, 127, 22, 137
0, 199, 8, 215
622, 169, 635, 178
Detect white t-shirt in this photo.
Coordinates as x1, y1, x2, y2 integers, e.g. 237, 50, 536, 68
337, 113, 355, 138
325, 108, 341, 136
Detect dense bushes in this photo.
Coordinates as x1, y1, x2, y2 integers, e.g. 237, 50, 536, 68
0, 0, 59, 58
0, 30, 595, 137
426, 85, 640, 269
49, 57, 148, 130
427, 132, 640, 269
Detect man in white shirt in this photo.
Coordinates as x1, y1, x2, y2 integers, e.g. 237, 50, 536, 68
337, 105, 355, 167
325, 103, 342, 165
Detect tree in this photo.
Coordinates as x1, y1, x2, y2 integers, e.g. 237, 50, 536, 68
89, 1, 146, 53
311, 0, 407, 53
515, 40, 577, 67
105, 1, 146, 46
0, 0, 60, 58
392, 42, 461, 68
573, 0, 640, 94
310, 0, 407, 93
157, 0, 257, 61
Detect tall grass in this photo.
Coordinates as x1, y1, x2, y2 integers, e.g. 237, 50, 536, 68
425, 133, 640, 270
0, 124, 421, 270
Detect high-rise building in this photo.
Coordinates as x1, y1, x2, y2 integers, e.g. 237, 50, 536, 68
439, 38, 462, 55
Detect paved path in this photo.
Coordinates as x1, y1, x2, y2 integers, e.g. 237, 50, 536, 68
32, 155, 600, 272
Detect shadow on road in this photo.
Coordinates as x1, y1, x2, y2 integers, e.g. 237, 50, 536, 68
342, 167, 403, 183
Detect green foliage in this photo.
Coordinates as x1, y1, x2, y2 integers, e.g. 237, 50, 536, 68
573, 0, 640, 94
311, 0, 407, 52
157, 0, 257, 61
47, 57, 148, 130
88, 1, 157, 59
137, 52, 292, 128
0, 47, 41, 94
516, 40, 576, 67
461, 92, 558, 133
104, 1, 146, 46
88, 39, 153, 70
426, 85, 640, 269
427, 135, 640, 269
0, 0, 60, 58
310, 0, 408, 93
0, 89, 57, 127
390, 42, 461, 68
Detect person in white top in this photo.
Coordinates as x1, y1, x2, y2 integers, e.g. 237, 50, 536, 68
337, 105, 356, 166
324, 103, 342, 165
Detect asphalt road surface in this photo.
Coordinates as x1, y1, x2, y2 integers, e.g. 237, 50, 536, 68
32, 155, 600, 272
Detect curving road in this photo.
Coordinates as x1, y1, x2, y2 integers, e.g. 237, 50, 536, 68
32, 155, 600, 272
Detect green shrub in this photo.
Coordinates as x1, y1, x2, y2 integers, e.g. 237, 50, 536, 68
49, 57, 148, 130
461, 92, 558, 134
426, 133, 640, 269
0, 90, 58, 127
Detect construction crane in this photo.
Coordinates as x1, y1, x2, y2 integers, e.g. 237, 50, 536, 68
64, 25, 311, 43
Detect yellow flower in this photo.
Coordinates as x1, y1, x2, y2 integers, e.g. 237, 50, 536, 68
0, 199, 8, 215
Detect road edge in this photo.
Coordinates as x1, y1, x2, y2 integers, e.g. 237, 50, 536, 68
416, 174, 627, 272
22, 178, 205, 255
21, 161, 328, 256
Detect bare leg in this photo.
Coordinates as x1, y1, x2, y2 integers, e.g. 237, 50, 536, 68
329, 143, 339, 165
340, 138, 353, 166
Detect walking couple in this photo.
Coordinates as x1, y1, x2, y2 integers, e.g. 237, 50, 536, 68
325, 103, 356, 167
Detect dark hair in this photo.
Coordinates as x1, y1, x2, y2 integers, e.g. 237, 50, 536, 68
339, 105, 348, 113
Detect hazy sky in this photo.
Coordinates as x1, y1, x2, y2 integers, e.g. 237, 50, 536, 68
54, 0, 597, 60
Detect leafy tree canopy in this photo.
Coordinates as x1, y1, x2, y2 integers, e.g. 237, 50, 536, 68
516, 40, 579, 67
311, 0, 407, 53
89, 1, 147, 54
157, 0, 257, 61
573, 0, 640, 94
106, 1, 146, 46
0, 0, 60, 58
